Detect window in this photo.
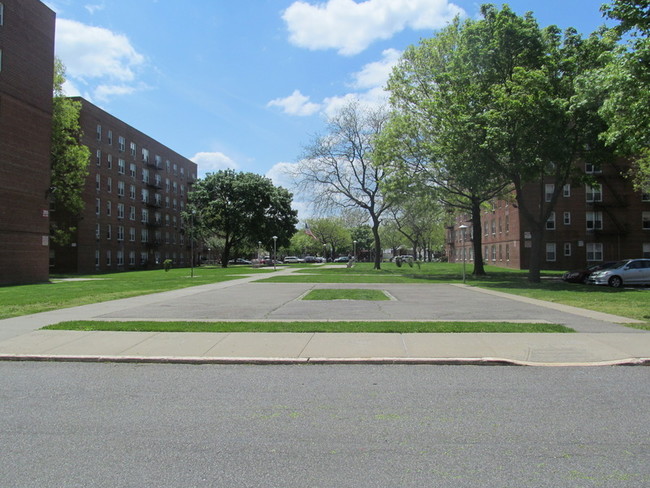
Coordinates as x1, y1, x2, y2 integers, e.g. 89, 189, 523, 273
546, 243, 556, 262
95, 223, 100, 240
106, 201, 111, 217
491, 220, 496, 236
563, 212, 571, 225
129, 251, 136, 266
586, 211, 603, 230
107, 130, 113, 145
505, 215, 509, 233
0, 3, 4, 26
118, 136, 125, 152
106, 224, 112, 240
106, 250, 112, 266
129, 206, 136, 221
106, 177, 112, 193
563, 184, 571, 197
96, 149, 101, 166
643, 192, 650, 202
587, 243, 603, 261
141, 208, 149, 224
491, 245, 496, 262
96, 198, 101, 216
96, 124, 102, 141
546, 212, 556, 230
130, 184, 136, 200
117, 181, 125, 197
117, 250, 124, 266
141, 228, 149, 243
643, 243, 650, 258
155, 155, 162, 169
643, 212, 650, 230
95, 174, 100, 191
118, 159, 125, 175
129, 227, 136, 242
117, 203, 124, 219
130, 163, 137, 178
545, 184, 554, 202
142, 148, 150, 163
142, 168, 150, 184
140, 252, 148, 265
130, 142, 136, 157
586, 184, 602, 202
585, 162, 602, 174
117, 225, 124, 241
564, 242, 572, 257
141, 188, 149, 203
107, 154, 112, 169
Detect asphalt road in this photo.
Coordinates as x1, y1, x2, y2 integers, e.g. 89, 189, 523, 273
1, 363, 649, 487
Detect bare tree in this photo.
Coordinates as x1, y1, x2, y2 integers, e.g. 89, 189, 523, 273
290, 101, 392, 269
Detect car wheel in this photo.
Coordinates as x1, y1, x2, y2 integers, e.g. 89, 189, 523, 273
608, 276, 623, 288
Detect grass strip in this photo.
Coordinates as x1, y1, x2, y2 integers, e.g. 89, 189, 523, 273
302, 289, 390, 301
43, 321, 574, 333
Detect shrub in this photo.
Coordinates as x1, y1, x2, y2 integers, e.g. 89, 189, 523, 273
163, 259, 173, 272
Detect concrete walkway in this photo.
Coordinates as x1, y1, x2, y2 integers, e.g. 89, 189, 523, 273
0, 268, 648, 366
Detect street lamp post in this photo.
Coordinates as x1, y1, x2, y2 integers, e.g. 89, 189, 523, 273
272, 236, 278, 270
190, 210, 196, 278
258, 241, 262, 264
459, 224, 468, 283
353, 240, 357, 261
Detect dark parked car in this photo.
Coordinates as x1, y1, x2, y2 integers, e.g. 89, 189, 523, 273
562, 261, 618, 284
333, 256, 350, 263
228, 258, 252, 265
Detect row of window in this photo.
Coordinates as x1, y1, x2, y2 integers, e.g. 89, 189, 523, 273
95, 199, 185, 219
95, 224, 186, 245
95, 176, 185, 201
95, 250, 187, 268
95, 153, 190, 190
545, 211, 650, 231
94, 132, 192, 180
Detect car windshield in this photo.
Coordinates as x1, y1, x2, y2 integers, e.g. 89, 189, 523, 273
610, 260, 630, 269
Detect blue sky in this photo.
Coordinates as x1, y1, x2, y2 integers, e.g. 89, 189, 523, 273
47, 0, 611, 216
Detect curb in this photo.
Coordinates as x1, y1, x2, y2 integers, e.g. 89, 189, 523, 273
1, 354, 649, 367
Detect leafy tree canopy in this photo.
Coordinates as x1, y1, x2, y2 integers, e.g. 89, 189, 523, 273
188, 169, 298, 267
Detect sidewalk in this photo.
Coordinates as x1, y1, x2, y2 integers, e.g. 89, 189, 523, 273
0, 269, 648, 366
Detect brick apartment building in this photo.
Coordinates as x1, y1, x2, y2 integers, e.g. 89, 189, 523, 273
447, 159, 650, 271
50, 98, 198, 274
0, 0, 55, 285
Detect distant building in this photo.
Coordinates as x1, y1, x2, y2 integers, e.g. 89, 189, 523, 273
447, 159, 650, 270
50, 98, 198, 274
0, 0, 56, 285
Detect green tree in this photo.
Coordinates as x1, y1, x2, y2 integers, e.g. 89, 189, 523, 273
384, 5, 612, 282
306, 218, 352, 261
49, 58, 91, 245
290, 101, 392, 269
379, 17, 512, 276
188, 170, 298, 267
598, 0, 650, 190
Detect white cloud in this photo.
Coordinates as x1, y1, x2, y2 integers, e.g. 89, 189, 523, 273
266, 162, 312, 219
84, 3, 105, 14
267, 90, 322, 116
283, 0, 464, 55
191, 151, 239, 178
55, 18, 146, 101
351, 48, 401, 89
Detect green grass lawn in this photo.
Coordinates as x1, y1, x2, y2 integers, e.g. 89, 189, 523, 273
43, 320, 573, 333
1, 262, 648, 329
302, 289, 390, 300
0, 266, 272, 319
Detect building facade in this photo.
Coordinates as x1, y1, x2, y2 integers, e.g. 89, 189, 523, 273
447, 160, 650, 271
50, 98, 198, 274
0, 0, 56, 285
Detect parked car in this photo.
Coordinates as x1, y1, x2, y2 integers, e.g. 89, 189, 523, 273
587, 258, 650, 288
284, 256, 300, 263
333, 256, 350, 263
228, 258, 251, 265
303, 255, 318, 263
562, 261, 618, 284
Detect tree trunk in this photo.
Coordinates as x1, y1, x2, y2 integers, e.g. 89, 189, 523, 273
221, 240, 231, 268
371, 218, 382, 270
527, 224, 544, 283
470, 197, 486, 276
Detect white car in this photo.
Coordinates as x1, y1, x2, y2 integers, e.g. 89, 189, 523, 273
587, 258, 650, 288
283, 256, 300, 263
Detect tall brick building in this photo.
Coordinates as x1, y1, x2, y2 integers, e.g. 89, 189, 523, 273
0, 0, 56, 285
50, 98, 198, 274
447, 160, 650, 271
